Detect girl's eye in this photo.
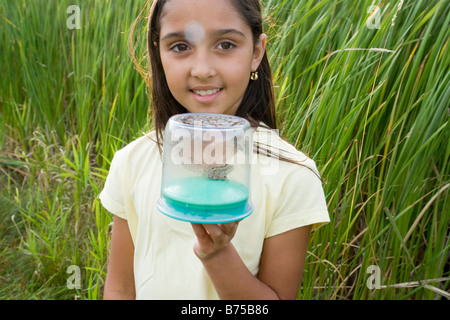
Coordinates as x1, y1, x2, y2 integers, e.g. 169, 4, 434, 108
217, 41, 235, 50
171, 43, 190, 53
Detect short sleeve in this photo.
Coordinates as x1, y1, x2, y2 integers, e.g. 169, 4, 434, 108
99, 150, 127, 220
265, 161, 330, 238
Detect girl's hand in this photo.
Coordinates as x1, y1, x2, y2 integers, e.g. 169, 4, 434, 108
191, 222, 239, 260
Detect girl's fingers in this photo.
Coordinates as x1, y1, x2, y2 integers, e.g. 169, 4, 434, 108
220, 221, 239, 238
191, 223, 226, 246
191, 223, 208, 239
191, 222, 241, 260
191, 222, 240, 240
202, 224, 227, 245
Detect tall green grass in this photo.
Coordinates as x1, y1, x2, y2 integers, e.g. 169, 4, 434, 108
1, 0, 448, 299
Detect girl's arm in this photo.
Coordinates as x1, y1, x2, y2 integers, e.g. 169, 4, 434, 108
191, 223, 311, 300
103, 215, 136, 300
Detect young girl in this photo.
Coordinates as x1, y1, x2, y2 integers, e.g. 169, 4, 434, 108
100, 0, 330, 300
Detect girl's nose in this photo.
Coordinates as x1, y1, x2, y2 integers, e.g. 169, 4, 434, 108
190, 51, 216, 80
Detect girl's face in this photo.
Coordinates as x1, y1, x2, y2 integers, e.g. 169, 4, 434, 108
158, 0, 266, 115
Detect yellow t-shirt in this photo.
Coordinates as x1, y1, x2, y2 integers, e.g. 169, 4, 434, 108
99, 125, 330, 299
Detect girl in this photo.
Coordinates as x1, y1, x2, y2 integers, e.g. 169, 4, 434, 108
100, 0, 330, 300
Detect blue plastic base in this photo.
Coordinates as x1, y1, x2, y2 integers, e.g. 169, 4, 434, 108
157, 197, 253, 224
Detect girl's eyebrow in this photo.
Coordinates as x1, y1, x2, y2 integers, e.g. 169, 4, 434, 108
160, 29, 245, 42
214, 28, 246, 39
160, 31, 184, 42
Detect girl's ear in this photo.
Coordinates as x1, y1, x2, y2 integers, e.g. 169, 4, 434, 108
251, 33, 267, 72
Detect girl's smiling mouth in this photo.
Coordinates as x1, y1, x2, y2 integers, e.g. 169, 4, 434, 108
192, 88, 221, 96
190, 88, 223, 102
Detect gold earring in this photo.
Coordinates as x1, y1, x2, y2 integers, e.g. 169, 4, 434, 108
250, 71, 258, 81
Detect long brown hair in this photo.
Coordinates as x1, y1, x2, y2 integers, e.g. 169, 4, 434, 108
129, 0, 320, 180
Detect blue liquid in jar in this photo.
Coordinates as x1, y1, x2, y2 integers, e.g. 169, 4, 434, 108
162, 176, 249, 214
